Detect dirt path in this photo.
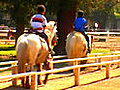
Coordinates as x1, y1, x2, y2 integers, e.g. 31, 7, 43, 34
1, 68, 120, 90
69, 77, 120, 90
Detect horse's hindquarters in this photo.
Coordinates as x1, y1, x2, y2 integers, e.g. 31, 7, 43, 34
66, 32, 87, 58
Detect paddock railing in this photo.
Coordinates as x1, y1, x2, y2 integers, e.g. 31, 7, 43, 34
1, 51, 120, 71
1, 52, 120, 90
0, 58, 120, 90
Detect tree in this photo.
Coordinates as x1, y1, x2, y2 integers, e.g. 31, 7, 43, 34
0, 0, 119, 54
53, 0, 77, 55
52, 0, 120, 54
0, 0, 47, 45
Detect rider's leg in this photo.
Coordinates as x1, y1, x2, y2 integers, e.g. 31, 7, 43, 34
81, 31, 91, 53
37, 32, 51, 52
45, 37, 51, 51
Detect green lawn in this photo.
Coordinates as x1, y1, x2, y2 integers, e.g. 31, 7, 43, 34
0, 44, 111, 55
0, 45, 16, 56
91, 49, 111, 53
0, 44, 111, 56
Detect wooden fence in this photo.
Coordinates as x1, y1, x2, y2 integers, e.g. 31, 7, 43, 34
0, 30, 120, 46
1, 30, 120, 51
1, 52, 120, 90
86, 32, 120, 51
0, 56, 120, 90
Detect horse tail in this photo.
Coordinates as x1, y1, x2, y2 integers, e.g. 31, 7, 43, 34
16, 39, 28, 73
66, 31, 87, 58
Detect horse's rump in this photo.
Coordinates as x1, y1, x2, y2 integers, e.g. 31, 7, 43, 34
66, 31, 87, 58
16, 34, 48, 65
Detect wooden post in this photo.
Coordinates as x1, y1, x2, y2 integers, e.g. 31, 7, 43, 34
95, 55, 98, 63
73, 60, 79, 73
73, 61, 80, 86
11, 63, 18, 86
106, 64, 110, 79
74, 67, 80, 86
48, 54, 53, 70
106, 30, 110, 43
31, 74, 37, 90
118, 61, 120, 68
98, 58, 102, 70
117, 56, 120, 68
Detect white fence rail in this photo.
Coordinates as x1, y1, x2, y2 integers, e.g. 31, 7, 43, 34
1, 52, 120, 90
0, 58, 120, 90
1, 51, 120, 71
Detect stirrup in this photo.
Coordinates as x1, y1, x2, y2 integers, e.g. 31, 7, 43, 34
87, 48, 91, 53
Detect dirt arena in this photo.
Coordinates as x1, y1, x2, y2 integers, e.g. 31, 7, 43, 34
1, 67, 120, 90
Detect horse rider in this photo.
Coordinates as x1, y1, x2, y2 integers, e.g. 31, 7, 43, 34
30, 4, 52, 54
73, 10, 91, 53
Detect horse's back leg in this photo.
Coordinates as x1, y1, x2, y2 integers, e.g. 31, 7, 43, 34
36, 63, 44, 85
44, 59, 52, 84
18, 61, 26, 87
25, 63, 33, 88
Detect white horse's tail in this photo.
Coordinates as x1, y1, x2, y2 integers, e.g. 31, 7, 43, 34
66, 31, 88, 58
16, 39, 28, 73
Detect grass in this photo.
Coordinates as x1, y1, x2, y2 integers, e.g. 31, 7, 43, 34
0, 50, 16, 56
91, 49, 111, 53
0, 44, 111, 55
0, 45, 16, 56
0, 45, 16, 63
114, 12, 120, 19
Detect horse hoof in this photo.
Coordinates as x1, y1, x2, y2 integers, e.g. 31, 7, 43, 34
43, 80, 47, 84
38, 84, 45, 87
38, 81, 44, 85
25, 85, 30, 89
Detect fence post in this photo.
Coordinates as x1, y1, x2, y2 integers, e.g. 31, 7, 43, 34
98, 58, 102, 70
31, 74, 37, 90
48, 54, 53, 70
11, 63, 18, 86
106, 30, 110, 43
106, 64, 110, 79
74, 67, 80, 86
117, 56, 120, 68
95, 55, 98, 63
73, 60, 80, 86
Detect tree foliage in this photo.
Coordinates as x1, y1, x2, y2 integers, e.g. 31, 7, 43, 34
0, 0, 119, 54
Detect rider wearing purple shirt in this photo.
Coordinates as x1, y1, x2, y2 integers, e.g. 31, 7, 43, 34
74, 10, 91, 53
30, 5, 52, 53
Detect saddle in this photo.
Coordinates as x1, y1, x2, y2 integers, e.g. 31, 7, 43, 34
25, 30, 46, 43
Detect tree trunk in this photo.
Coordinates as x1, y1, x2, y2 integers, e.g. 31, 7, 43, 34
15, 25, 25, 47
54, 0, 76, 55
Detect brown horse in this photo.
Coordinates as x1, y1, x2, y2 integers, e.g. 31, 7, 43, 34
66, 31, 88, 64
16, 21, 57, 88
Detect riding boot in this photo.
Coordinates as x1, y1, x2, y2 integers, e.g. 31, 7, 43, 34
87, 41, 91, 53
80, 31, 91, 53
46, 39, 51, 51
45, 38, 54, 55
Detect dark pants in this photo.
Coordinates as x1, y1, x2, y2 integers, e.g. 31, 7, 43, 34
35, 31, 48, 40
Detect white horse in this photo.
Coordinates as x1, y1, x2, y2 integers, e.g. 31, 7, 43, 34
66, 31, 88, 64
16, 21, 57, 88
